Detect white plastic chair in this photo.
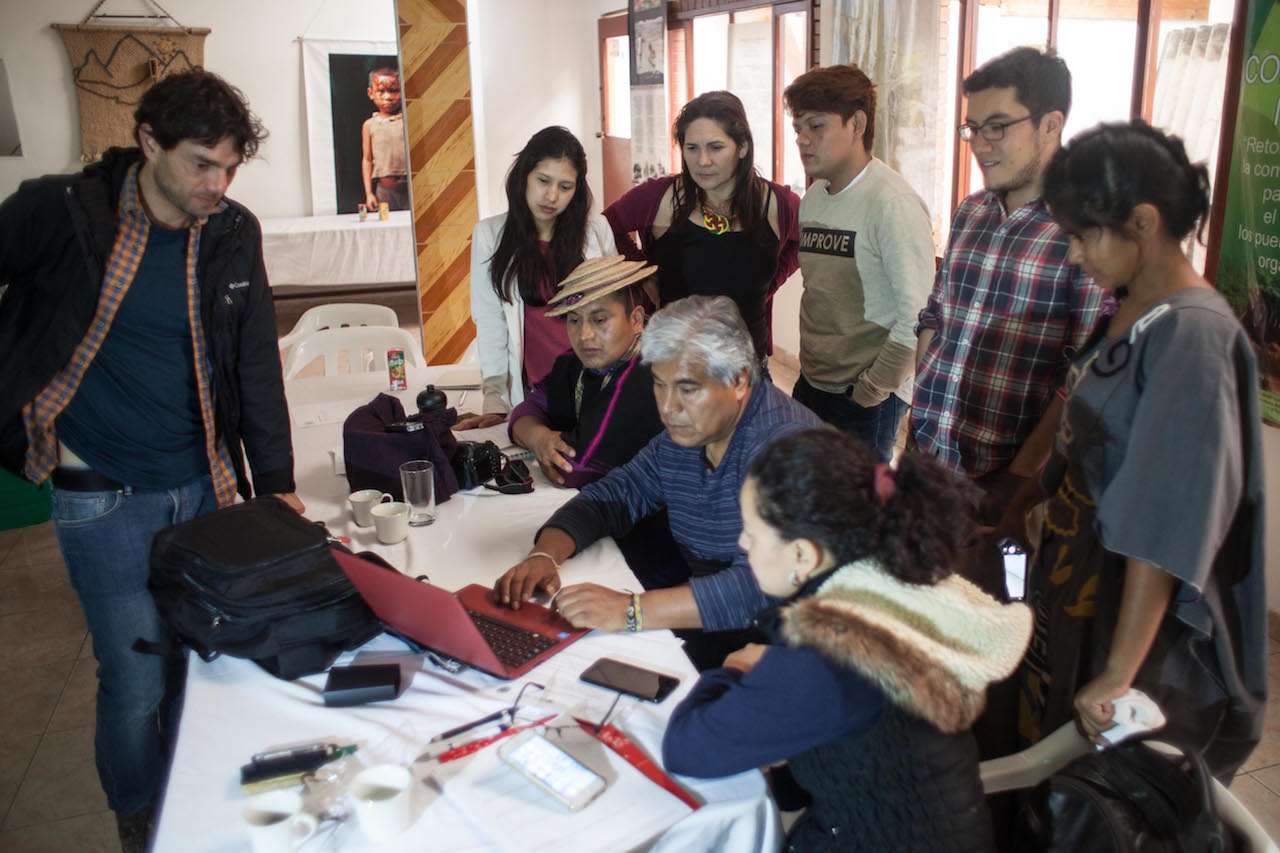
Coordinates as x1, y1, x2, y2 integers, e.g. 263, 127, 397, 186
282, 325, 425, 379
979, 723, 1278, 851
277, 303, 399, 351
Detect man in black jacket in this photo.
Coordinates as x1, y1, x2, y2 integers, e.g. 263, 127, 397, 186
0, 71, 298, 850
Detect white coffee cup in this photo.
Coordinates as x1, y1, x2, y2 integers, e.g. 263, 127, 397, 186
349, 763, 412, 841
242, 789, 317, 853
349, 489, 391, 527
370, 501, 411, 544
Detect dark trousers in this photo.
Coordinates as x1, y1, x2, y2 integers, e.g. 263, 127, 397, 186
792, 374, 907, 463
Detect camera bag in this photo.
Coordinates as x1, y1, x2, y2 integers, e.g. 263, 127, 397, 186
148, 497, 383, 680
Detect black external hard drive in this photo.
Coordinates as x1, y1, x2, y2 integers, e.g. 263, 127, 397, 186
322, 663, 401, 707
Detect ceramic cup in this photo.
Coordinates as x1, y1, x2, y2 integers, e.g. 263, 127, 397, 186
370, 501, 411, 544
241, 789, 317, 853
349, 489, 391, 527
349, 764, 412, 841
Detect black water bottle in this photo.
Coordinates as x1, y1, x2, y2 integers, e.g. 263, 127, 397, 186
417, 384, 447, 413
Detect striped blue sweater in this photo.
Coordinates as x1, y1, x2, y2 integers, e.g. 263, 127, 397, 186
542, 381, 822, 630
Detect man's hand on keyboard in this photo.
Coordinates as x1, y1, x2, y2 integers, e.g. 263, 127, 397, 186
553, 584, 629, 632
495, 554, 561, 609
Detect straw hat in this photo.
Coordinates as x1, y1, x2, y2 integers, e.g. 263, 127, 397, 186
546, 256, 656, 317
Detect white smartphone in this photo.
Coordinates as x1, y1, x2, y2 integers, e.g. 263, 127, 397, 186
497, 731, 607, 811
1001, 540, 1028, 601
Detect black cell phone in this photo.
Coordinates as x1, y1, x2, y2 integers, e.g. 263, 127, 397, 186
579, 657, 680, 703
1001, 540, 1028, 601
386, 420, 425, 433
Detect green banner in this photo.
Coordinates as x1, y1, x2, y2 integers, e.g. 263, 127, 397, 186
1216, 0, 1280, 425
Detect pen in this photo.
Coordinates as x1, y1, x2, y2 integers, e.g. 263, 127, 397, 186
429, 710, 509, 743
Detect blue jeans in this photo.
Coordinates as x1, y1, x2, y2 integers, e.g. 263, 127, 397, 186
51, 474, 218, 815
792, 374, 908, 463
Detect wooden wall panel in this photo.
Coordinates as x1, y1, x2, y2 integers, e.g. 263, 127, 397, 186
400, 0, 477, 365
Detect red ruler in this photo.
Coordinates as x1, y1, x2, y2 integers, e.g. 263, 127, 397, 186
576, 718, 701, 811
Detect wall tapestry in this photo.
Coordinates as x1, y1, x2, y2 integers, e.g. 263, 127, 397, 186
53, 2, 208, 161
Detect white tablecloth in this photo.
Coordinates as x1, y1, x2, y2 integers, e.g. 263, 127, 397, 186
152, 366, 780, 852
262, 212, 417, 288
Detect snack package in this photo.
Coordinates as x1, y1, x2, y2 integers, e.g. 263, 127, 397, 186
387, 349, 407, 391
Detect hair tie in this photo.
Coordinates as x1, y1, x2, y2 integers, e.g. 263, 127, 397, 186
873, 462, 896, 504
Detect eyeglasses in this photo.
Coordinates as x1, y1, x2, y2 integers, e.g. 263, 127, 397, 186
957, 114, 1037, 142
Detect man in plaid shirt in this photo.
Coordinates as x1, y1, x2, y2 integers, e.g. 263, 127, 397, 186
0, 72, 298, 851
912, 47, 1109, 598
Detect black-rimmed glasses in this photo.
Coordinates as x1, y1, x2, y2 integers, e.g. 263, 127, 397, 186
957, 114, 1037, 142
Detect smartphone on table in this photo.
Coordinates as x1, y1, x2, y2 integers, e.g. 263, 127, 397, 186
497, 730, 607, 811
579, 657, 681, 703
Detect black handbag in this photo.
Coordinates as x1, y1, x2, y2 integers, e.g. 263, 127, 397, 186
1019, 735, 1237, 852
148, 497, 383, 680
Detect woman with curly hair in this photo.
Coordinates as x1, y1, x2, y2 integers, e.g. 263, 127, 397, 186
1006, 121, 1266, 780
663, 428, 1031, 851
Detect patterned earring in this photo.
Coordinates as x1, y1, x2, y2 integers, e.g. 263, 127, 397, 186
788, 569, 802, 588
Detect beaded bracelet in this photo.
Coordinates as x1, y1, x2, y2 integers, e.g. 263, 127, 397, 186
625, 592, 643, 633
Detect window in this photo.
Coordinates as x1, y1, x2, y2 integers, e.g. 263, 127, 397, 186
673, 3, 812, 184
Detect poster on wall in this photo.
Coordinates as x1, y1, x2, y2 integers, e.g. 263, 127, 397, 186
302, 39, 407, 216
1215, 1, 1280, 425
629, 0, 668, 184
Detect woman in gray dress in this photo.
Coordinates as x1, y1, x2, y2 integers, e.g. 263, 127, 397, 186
1009, 121, 1265, 779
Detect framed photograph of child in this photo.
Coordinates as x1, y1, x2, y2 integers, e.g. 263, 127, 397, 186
302, 39, 405, 216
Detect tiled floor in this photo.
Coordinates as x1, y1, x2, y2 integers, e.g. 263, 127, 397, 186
0, 348, 1274, 849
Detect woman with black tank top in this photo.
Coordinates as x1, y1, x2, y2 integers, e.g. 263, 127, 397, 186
604, 92, 799, 368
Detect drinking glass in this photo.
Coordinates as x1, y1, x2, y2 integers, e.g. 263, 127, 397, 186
399, 460, 436, 526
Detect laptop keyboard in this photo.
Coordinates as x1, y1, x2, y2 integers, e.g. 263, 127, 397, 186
467, 610, 557, 669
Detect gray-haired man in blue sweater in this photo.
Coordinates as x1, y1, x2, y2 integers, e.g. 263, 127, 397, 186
493, 296, 821, 667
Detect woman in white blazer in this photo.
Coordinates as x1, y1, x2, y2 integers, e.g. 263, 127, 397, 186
462, 127, 617, 428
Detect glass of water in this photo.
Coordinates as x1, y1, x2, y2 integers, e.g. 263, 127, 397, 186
399, 460, 436, 526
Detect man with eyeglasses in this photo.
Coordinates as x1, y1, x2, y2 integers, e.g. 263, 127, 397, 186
911, 47, 1109, 600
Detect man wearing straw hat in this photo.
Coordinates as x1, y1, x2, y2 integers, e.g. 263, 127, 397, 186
494, 295, 821, 669
508, 255, 663, 489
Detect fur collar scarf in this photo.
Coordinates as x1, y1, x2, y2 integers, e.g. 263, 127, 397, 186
780, 559, 1032, 734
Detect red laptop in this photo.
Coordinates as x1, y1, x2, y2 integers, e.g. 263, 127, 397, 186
332, 549, 588, 679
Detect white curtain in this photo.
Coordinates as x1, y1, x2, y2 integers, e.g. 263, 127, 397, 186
831, 0, 945, 234
1151, 23, 1230, 271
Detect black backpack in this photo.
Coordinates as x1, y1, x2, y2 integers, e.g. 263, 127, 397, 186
1019, 735, 1237, 852
149, 497, 383, 680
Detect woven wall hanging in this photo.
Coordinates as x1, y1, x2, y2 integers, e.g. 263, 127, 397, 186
53, 0, 209, 161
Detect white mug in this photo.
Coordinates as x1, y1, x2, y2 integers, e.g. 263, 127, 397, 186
242, 789, 317, 853
349, 764, 412, 841
349, 489, 391, 527
370, 501, 411, 544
